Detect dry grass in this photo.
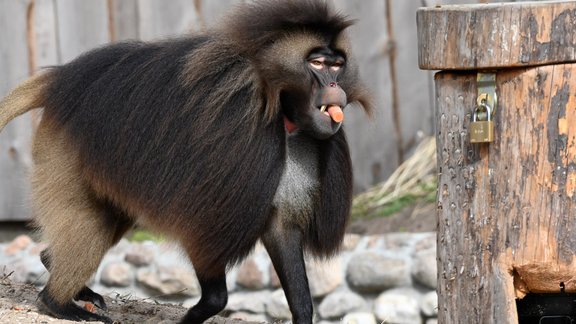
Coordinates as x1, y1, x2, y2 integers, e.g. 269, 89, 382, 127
352, 137, 437, 220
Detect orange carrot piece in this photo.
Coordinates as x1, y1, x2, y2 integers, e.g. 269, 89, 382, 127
327, 105, 344, 123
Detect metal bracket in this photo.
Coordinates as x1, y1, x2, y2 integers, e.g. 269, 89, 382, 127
476, 72, 498, 117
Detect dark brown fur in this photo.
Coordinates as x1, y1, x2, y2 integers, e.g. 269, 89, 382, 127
0, 1, 371, 323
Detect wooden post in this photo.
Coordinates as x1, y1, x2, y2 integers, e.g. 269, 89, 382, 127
418, 2, 576, 323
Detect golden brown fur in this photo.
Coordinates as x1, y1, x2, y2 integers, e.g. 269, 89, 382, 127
0, 72, 130, 317
0, 72, 51, 130
32, 119, 132, 304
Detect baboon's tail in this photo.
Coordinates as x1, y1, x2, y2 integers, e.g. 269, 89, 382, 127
0, 72, 52, 131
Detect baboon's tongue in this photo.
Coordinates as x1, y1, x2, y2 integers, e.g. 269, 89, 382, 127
327, 105, 344, 123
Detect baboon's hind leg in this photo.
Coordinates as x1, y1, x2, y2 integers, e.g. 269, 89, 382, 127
35, 194, 126, 323
32, 123, 133, 323
179, 269, 228, 324
36, 201, 132, 323
40, 249, 106, 309
39, 214, 132, 311
178, 244, 228, 324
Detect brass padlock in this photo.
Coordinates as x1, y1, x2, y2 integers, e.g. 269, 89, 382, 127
470, 98, 494, 143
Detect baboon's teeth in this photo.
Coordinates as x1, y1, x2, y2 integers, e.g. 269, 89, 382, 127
320, 105, 327, 112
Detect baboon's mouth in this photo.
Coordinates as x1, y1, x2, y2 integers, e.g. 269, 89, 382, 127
319, 104, 344, 123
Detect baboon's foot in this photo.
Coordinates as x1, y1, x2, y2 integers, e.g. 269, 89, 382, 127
38, 288, 112, 323
75, 286, 107, 310
40, 249, 107, 310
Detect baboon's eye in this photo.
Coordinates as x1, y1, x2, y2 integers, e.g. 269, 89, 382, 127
330, 61, 344, 71
309, 59, 324, 70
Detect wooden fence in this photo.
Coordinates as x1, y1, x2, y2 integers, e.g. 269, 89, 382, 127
0, 0, 498, 220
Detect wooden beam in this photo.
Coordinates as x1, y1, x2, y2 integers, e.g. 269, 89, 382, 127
418, 2, 576, 70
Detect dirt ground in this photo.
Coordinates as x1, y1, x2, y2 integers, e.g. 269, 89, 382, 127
348, 201, 437, 234
0, 274, 259, 324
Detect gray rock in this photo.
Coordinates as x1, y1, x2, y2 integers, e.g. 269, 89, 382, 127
374, 288, 421, 324
383, 233, 417, 250
421, 291, 438, 317
226, 291, 271, 313
137, 265, 200, 297
28, 242, 48, 257
3, 235, 33, 256
412, 248, 437, 289
26, 257, 49, 286
414, 233, 436, 251
343, 234, 361, 251
182, 296, 201, 308
3, 257, 48, 286
318, 291, 367, 319
100, 261, 133, 287
306, 257, 343, 297
342, 312, 377, 324
236, 257, 265, 290
108, 238, 132, 255
268, 264, 281, 288
364, 235, 385, 249
346, 252, 410, 293
229, 311, 269, 322
266, 289, 291, 320
426, 319, 438, 324
318, 291, 366, 319
154, 243, 188, 268
124, 242, 155, 267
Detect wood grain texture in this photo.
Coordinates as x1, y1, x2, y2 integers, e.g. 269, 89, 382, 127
0, 0, 34, 221
435, 64, 576, 323
137, 0, 200, 41
110, 0, 139, 41
332, 0, 400, 189
34, 0, 58, 68
54, 0, 110, 63
418, 1, 576, 70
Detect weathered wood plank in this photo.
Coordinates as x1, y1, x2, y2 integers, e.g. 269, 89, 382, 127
332, 0, 399, 190
195, 0, 241, 29
54, 0, 109, 63
34, 0, 58, 68
0, 0, 34, 221
435, 64, 576, 323
393, 1, 434, 153
418, 1, 576, 70
110, 0, 139, 41
137, 0, 201, 40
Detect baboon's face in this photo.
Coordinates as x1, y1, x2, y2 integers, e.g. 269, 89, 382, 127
280, 46, 349, 140
255, 30, 356, 140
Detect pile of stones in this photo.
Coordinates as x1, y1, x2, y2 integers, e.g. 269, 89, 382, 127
1, 232, 438, 324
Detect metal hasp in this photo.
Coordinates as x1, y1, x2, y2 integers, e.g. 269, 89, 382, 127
470, 72, 497, 143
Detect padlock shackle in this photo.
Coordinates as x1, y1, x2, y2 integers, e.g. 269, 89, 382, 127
472, 102, 492, 122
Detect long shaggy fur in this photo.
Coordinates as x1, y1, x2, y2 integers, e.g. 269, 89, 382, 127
222, 0, 354, 57
42, 38, 285, 272
34, 0, 368, 273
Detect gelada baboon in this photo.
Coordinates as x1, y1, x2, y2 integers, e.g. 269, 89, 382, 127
0, 0, 371, 323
